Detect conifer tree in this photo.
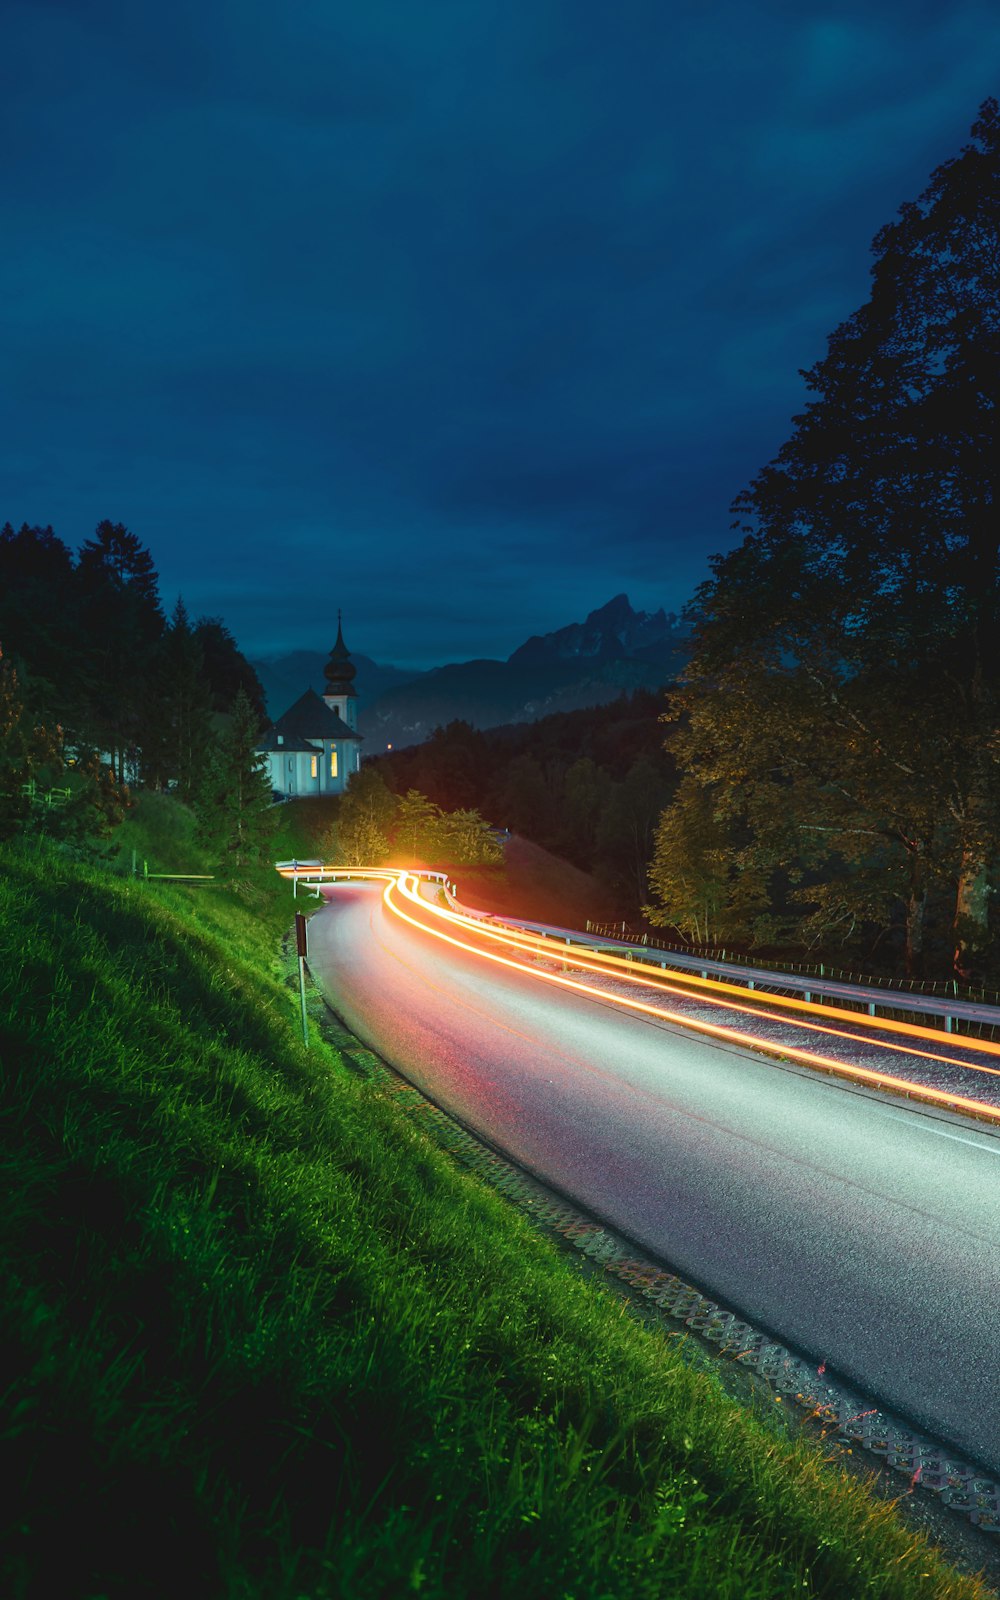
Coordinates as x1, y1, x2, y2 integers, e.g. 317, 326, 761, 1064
76, 520, 165, 782
147, 599, 214, 800
197, 687, 275, 869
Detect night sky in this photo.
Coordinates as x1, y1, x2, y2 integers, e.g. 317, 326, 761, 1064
2, 2, 998, 668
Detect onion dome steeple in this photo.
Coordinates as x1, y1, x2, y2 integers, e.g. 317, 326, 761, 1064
324, 610, 357, 693
322, 610, 358, 730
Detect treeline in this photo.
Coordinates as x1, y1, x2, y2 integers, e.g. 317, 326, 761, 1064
647, 100, 1000, 983
371, 690, 677, 906
327, 769, 503, 868
1, 519, 274, 866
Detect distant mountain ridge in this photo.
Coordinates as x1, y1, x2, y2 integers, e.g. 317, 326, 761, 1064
509, 593, 679, 666
251, 650, 423, 720
251, 596, 689, 752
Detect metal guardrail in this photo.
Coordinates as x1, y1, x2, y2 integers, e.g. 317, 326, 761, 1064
580, 922, 1000, 1036
276, 863, 451, 899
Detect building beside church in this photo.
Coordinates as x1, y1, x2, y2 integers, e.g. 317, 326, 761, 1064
256, 616, 363, 798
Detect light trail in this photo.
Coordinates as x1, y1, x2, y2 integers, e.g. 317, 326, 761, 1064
395, 885, 1000, 1079
383, 873, 1000, 1126
401, 881, 1000, 1065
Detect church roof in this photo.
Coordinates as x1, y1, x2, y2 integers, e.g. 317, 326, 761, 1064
256, 727, 318, 754
272, 687, 362, 742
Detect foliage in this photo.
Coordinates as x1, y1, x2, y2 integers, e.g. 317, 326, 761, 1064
0, 649, 63, 841
0, 519, 266, 798
0, 834, 986, 1598
145, 599, 214, 800
650, 101, 1000, 977
76, 520, 165, 781
394, 786, 441, 858
196, 687, 276, 869
194, 614, 268, 722
0, 648, 129, 856
324, 766, 398, 866
0, 522, 78, 727
647, 777, 736, 945
391, 787, 502, 865
374, 701, 676, 909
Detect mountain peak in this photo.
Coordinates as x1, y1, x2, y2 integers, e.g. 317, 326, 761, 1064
507, 595, 674, 667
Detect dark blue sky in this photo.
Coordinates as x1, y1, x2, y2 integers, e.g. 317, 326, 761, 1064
2, 2, 998, 668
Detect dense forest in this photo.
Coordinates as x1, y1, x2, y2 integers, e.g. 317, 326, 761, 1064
371, 691, 676, 908
0, 519, 271, 863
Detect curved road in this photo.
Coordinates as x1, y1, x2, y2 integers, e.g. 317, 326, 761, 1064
308, 880, 1000, 1476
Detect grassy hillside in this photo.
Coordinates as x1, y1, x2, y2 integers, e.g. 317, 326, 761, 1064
448, 833, 622, 927
0, 802, 991, 1597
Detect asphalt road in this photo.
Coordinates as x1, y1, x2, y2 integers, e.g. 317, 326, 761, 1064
308, 880, 1000, 1476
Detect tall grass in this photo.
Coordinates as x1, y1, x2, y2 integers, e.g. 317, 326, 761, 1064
0, 815, 990, 1597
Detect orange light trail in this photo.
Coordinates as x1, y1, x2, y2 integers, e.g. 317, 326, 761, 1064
406, 885, 1000, 1064
382, 873, 1000, 1127
410, 895, 1000, 1078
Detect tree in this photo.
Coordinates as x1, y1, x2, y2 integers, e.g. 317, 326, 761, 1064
0, 523, 79, 726
394, 789, 441, 861
597, 756, 672, 907
434, 807, 503, 865
0, 648, 62, 840
327, 768, 398, 867
194, 616, 268, 723
0, 647, 129, 852
196, 688, 275, 869
663, 100, 1000, 979
555, 757, 614, 867
410, 721, 488, 810
490, 753, 557, 844
76, 521, 165, 781
146, 599, 214, 800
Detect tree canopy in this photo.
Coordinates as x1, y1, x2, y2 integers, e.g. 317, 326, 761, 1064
649, 100, 1000, 979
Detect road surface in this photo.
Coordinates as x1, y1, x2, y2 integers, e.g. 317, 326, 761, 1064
308, 879, 1000, 1476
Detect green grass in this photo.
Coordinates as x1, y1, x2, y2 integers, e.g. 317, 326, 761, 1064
0, 802, 992, 1598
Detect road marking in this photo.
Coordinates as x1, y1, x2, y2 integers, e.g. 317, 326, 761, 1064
923, 1126, 1000, 1155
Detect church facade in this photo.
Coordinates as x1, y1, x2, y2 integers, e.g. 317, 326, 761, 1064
256, 616, 363, 798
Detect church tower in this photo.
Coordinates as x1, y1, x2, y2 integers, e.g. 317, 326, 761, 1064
322, 611, 358, 730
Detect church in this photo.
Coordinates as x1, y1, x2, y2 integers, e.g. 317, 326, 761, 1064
256, 616, 363, 798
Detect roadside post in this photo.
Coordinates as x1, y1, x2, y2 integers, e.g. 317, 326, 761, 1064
295, 911, 309, 1047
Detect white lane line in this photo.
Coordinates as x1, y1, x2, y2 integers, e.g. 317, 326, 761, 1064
924, 1126, 1000, 1155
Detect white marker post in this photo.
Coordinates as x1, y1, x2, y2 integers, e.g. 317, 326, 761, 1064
295, 911, 309, 1047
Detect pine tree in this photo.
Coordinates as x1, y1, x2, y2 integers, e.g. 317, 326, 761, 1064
197, 688, 275, 869
76, 520, 165, 782
147, 599, 214, 800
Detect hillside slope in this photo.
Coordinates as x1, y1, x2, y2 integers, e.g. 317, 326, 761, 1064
0, 834, 987, 1598
448, 834, 623, 927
